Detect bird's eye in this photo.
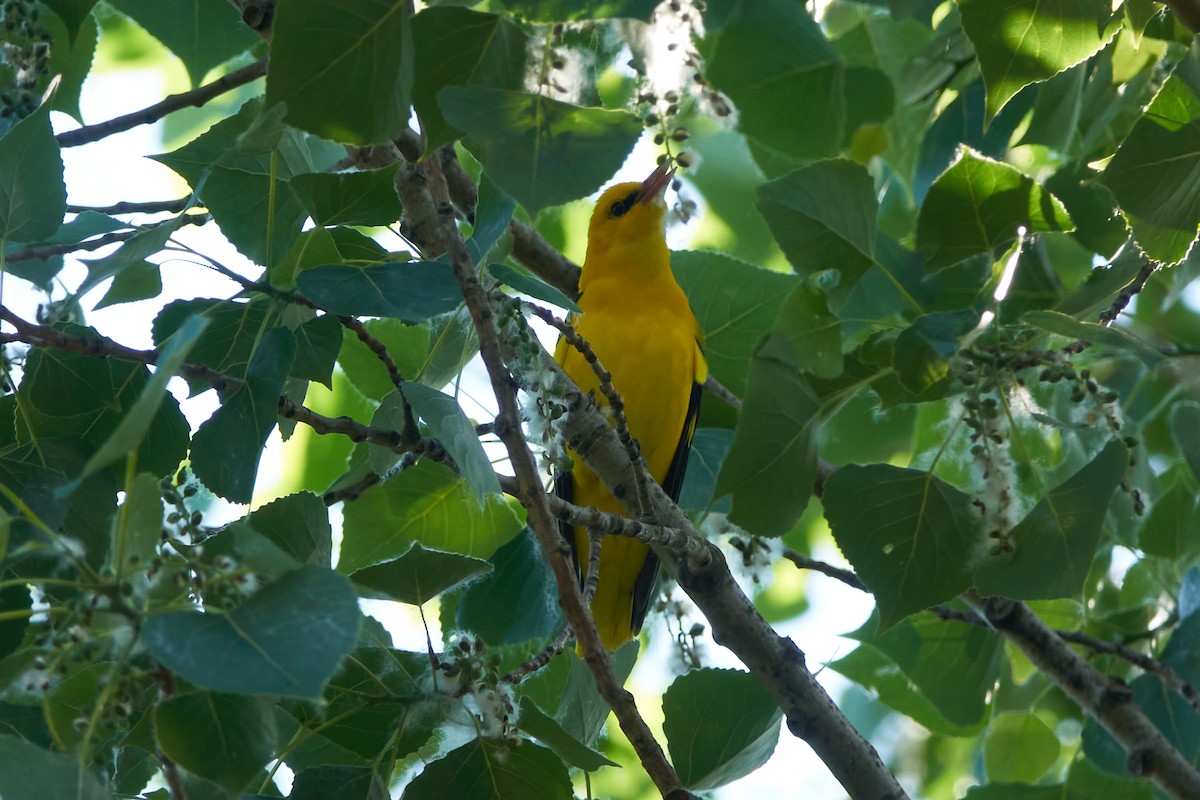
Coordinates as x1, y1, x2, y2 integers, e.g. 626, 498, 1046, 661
610, 201, 627, 217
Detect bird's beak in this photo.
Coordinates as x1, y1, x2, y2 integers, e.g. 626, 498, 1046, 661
637, 163, 675, 204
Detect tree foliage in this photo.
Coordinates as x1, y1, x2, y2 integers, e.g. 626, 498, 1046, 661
2, 0, 1200, 797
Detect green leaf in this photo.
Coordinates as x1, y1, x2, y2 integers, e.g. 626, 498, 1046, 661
1019, 63, 1086, 154
489, 263, 581, 313
153, 101, 314, 265
94, 259, 162, 309
516, 696, 617, 771
155, 691, 278, 793
956, 0, 1117, 123
671, 251, 798, 425
829, 642, 986, 736
1172, 402, 1200, 485
455, 530, 559, 645
338, 319, 430, 401
112, 472, 168, 570
769, 284, 843, 379
714, 338, 819, 536
245, 491, 332, 567
353, 542, 491, 603
985, 712, 1061, 782
756, 160, 877, 303
678, 428, 733, 513
42, 0, 98, 43
152, 298, 273, 382
1055, 248, 1147, 320
43, 7, 99, 123
519, 642, 638, 745
412, 8, 527, 152
190, 327, 295, 503
297, 262, 463, 322
964, 784, 1067, 799
1140, 473, 1200, 561
266, 0, 412, 144
21, 336, 190, 478
142, 566, 361, 698
1102, 42, 1200, 264
824, 465, 978, 628
291, 313, 342, 388
893, 311, 979, 395
850, 609, 1004, 728
974, 440, 1128, 599
1066, 757, 1154, 800
0, 736, 106, 800
1025, 310, 1162, 366
437, 87, 642, 215
1044, 163, 1128, 259
707, 0, 844, 162
339, 460, 522, 573
270, 227, 343, 290
291, 165, 403, 227
402, 738, 572, 800
77, 216, 187, 302
0, 103, 66, 242
290, 766, 385, 800
918, 148, 1072, 272
400, 381, 498, 497
662, 668, 782, 791
77, 315, 206, 482
107, 0, 259, 87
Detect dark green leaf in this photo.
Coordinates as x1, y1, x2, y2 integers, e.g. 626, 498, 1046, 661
291, 313, 342, 388
107, 0, 259, 87
489, 263, 581, 312
297, 262, 462, 321
1044, 163, 1128, 259
290, 766, 387, 800
291, 165, 403, 227
519, 642, 637, 745
77, 315, 206, 481
850, 609, 1004, 728
0, 103, 66, 242
401, 738, 572, 800
155, 691, 277, 793
270, 227, 343, 290
1172, 402, 1200, 484
94, 259, 162, 309
412, 8, 527, 152
112, 472, 167, 570
756, 160, 876, 304
918, 148, 1073, 272
152, 298, 273, 382
339, 460, 522, 573
707, 0, 844, 162
245, 491, 332, 567
190, 327, 295, 503
78, 216, 187, 302
266, 0, 412, 144
974, 441, 1128, 599
984, 712, 1061, 782
1139, 474, 1200, 560
338, 319, 430, 401
956, 0, 1117, 123
353, 542, 491, 603
1102, 40, 1200, 263
142, 566, 361, 698
824, 465, 978, 628
1055, 248, 1147, 320
678, 428, 733, 513
43, 8, 99, 122
1020, 64, 1086, 154
894, 311, 979, 395
456, 530, 559, 645
438, 87, 641, 215
0, 736, 106, 800
516, 696, 617, 771
495, 0, 657, 20
663, 668, 782, 790
672, 251, 797, 424
1024, 311, 1162, 365
714, 338, 819, 536
42, 0, 98, 42
401, 380, 497, 496
770, 284, 843, 379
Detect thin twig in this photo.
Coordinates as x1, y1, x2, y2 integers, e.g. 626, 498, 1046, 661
702, 374, 742, 410
502, 628, 573, 686
66, 199, 193, 215
4, 215, 210, 265
56, 58, 268, 148
782, 550, 867, 592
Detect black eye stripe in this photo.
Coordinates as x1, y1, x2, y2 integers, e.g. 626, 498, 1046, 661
609, 190, 640, 218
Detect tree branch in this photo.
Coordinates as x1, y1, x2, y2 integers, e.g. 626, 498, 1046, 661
972, 594, 1200, 799
55, 58, 268, 148
5, 215, 210, 265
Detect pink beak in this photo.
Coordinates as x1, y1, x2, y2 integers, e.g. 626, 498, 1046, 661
637, 163, 675, 204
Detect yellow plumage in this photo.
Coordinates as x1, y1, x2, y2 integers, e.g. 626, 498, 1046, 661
554, 166, 707, 651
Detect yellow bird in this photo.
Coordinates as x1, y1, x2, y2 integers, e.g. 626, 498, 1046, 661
554, 164, 707, 651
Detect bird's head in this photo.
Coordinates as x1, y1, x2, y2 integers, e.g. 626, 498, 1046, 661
584, 163, 675, 257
